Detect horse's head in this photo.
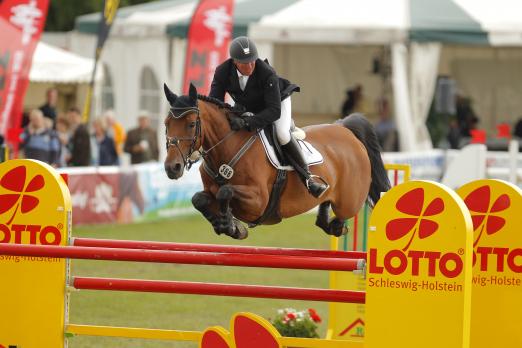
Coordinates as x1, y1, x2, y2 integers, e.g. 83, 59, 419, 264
163, 83, 201, 179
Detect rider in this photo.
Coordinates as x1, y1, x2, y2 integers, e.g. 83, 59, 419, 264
209, 36, 329, 198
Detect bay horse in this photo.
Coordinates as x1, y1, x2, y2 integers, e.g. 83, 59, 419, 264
163, 83, 390, 239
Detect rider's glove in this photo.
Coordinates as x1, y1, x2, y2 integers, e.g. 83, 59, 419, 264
241, 112, 254, 118
230, 116, 249, 131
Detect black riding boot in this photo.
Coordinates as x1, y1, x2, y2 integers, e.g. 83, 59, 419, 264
281, 137, 329, 198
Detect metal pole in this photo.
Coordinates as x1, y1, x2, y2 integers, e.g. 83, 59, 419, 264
73, 237, 367, 259
0, 243, 365, 272
73, 277, 366, 304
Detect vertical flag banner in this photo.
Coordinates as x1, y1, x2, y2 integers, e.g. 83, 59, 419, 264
183, 0, 234, 95
82, 0, 119, 122
0, 0, 49, 150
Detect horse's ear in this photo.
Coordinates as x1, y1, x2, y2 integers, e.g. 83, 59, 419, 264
189, 83, 198, 104
163, 83, 177, 106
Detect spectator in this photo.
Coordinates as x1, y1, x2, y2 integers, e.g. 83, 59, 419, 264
55, 116, 70, 167
447, 118, 461, 149
39, 87, 58, 127
340, 84, 364, 117
91, 117, 119, 166
20, 109, 60, 166
124, 113, 159, 164
374, 98, 398, 151
103, 109, 126, 156
513, 118, 522, 138
67, 107, 91, 166
455, 95, 480, 137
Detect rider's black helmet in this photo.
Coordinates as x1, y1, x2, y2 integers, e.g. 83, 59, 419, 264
229, 36, 258, 63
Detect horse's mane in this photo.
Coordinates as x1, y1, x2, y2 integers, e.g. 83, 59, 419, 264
197, 94, 233, 110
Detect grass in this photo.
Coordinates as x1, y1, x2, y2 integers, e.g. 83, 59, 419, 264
68, 213, 331, 348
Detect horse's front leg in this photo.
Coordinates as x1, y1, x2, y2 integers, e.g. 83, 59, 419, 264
191, 191, 221, 233
215, 184, 248, 239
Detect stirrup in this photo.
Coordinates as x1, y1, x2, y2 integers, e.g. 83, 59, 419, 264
306, 175, 330, 197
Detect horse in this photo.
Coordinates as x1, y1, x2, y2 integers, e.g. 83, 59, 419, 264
163, 83, 390, 239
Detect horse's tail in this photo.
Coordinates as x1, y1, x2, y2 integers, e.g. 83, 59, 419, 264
340, 113, 391, 206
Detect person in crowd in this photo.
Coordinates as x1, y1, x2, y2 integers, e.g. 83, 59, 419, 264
446, 117, 461, 149
513, 118, 522, 138
340, 84, 365, 117
207, 36, 328, 198
124, 112, 159, 164
20, 109, 60, 166
39, 87, 59, 127
103, 109, 126, 156
374, 97, 398, 152
455, 94, 480, 137
91, 117, 119, 166
55, 116, 70, 167
66, 107, 91, 166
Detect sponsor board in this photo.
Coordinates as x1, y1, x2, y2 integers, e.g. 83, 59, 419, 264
0, 160, 70, 348
457, 180, 522, 347
365, 181, 473, 348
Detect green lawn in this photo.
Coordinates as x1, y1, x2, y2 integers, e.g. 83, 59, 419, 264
68, 213, 332, 348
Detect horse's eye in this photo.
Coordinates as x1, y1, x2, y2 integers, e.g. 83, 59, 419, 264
188, 122, 196, 129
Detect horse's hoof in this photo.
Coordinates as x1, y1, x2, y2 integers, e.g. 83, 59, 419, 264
231, 218, 248, 240
329, 219, 348, 237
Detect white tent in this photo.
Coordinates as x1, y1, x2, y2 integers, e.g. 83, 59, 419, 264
25, 42, 102, 114
30, 41, 101, 83
70, 0, 522, 151
250, 0, 522, 150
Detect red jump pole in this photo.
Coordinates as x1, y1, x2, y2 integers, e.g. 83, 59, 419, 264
0, 244, 365, 272
73, 238, 367, 259
73, 277, 366, 304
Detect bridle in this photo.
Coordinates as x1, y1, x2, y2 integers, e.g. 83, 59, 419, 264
165, 106, 202, 170
165, 100, 258, 183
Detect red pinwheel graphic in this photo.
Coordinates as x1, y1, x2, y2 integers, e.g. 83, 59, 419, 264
0, 166, 44, 225
463, 185, 509, 247
386, 188, 444, 251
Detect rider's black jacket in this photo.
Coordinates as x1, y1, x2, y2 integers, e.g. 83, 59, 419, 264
209, 58, 299, 130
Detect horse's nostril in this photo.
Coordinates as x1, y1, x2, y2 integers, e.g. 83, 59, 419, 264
174, 163, 182, 172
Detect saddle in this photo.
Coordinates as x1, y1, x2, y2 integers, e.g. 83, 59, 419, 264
249, 124, 323, 227
260, 123, 323, 170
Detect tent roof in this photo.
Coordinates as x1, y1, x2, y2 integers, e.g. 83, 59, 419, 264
30, 42, 101, 83
75, 0, 299, 38
76, 0, 522, 46
250, 0, 522, 46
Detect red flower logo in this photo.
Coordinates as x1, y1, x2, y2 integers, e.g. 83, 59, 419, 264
200, 313, 280, 348
386, 188, 444, 251
463, 185, 509, 247
0, 166, 44, 225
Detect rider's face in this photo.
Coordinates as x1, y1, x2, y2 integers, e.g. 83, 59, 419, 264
234, 60, 256, 76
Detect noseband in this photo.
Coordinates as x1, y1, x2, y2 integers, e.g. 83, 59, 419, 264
165, 106, 201, 170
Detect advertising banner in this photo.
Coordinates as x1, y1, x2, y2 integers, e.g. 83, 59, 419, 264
457, 180, 522, 347
0, 159, 71, 348
183, 0, 234, 95
63, 163, 202, 225
0, 0, 49, 143
366, 180, 473, 348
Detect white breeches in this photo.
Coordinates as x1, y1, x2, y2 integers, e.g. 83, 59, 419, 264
275, 97, 292, 145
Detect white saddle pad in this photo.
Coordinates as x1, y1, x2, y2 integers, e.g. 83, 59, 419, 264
259, 129, 323, 171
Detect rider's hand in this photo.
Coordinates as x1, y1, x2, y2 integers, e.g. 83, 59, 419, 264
230, 116, 248, 131
241, 112, 254, 118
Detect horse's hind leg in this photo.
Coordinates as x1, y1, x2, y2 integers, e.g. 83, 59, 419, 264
216, 185, 248, 240
315, 201, 348, 237
315, 201, 331, 233
328, 218, 348, 237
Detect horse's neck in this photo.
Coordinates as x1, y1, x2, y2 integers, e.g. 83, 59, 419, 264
200, 103, 238, 164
